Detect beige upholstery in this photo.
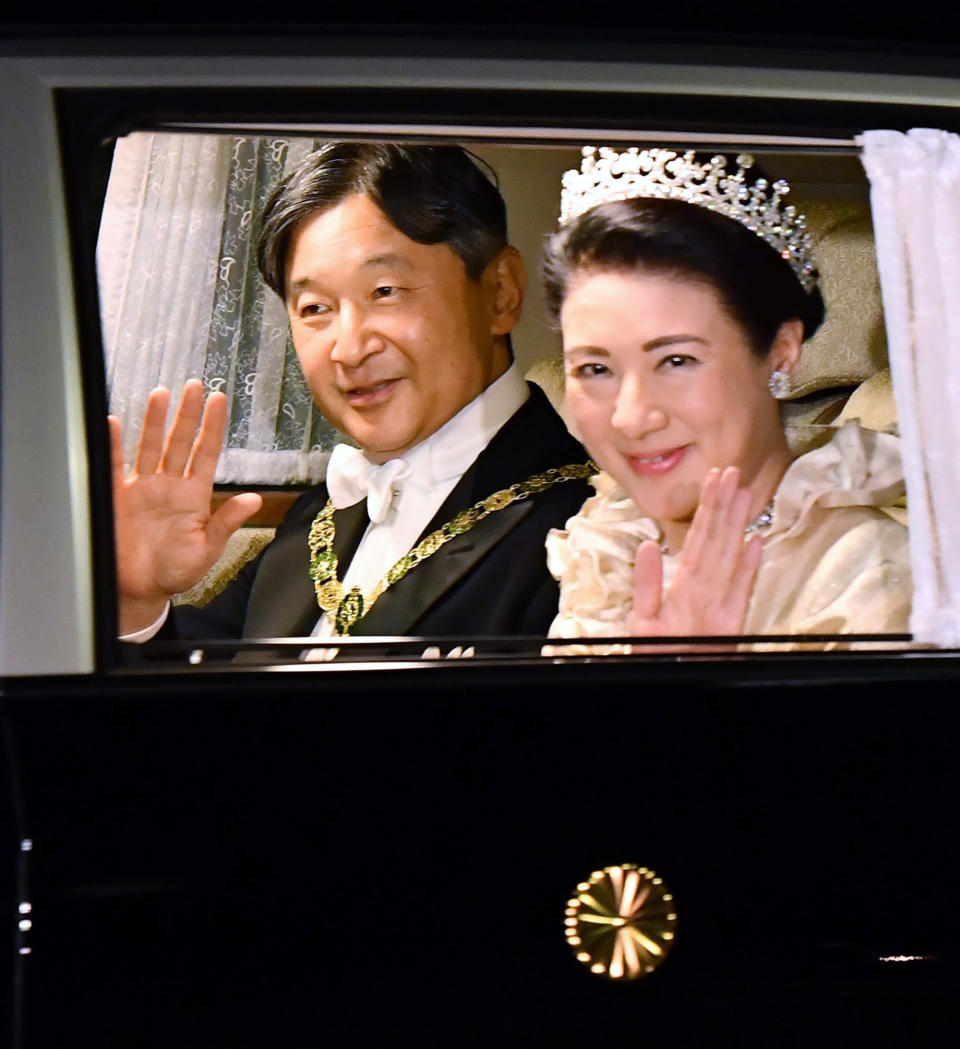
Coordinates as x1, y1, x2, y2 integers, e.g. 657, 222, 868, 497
835, 366, 897, 432
526, 355, 578, 436
173, 526, 275, 608
790, 198, 889, 398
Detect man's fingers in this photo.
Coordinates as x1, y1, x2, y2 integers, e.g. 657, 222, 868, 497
631, 539, 664, 625
129, 381, 224, 482
134, 387, 171, 475
108, 416, 126, 487
185, 391, 228, 485
159, 379, 205, 476
205, 492, 263, 554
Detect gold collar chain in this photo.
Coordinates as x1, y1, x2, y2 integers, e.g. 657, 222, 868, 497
308, 462, 595, 635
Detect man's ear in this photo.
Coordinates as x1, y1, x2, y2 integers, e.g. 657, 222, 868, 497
488, 246, 526, 336
769, 318, 803, 377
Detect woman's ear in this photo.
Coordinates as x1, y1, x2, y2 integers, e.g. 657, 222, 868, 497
488, 246, 527, 336
769, 318, 803, 377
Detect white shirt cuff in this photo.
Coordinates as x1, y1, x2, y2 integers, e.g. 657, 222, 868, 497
120, 601, 171, 643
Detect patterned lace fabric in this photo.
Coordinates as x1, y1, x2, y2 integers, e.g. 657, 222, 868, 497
98, 132, 338, 485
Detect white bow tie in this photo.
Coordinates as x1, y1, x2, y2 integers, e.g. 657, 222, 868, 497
326, 444, 412, 524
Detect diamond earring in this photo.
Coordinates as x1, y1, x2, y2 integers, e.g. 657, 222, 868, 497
768, 370, 791, 400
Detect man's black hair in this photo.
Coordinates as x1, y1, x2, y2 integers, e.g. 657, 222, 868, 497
257, 142, 508, 297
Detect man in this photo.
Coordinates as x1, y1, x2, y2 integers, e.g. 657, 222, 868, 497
113, 143, 592, 653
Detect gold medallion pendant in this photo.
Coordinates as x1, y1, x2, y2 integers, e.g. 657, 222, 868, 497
308, 462, 595, 635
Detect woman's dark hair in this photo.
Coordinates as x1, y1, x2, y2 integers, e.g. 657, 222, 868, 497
541, 193, 825, 355
257, 142, 508, 297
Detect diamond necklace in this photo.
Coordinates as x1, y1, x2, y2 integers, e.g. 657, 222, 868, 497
659, 500, 775, 555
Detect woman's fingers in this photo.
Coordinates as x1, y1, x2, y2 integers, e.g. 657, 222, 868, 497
677, 467, 718, 568
724, 534, 764, 620
631, 539, 664, 623
659, 465, 766, 637
712, 485, 754, 592
680, 466, 742, 572
695, 472, 763, 633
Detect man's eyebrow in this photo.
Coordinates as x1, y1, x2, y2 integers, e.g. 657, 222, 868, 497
287, 253, 414, 294
359, 252, 414, 271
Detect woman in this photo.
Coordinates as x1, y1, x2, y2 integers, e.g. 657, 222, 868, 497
541, 147, 910, 648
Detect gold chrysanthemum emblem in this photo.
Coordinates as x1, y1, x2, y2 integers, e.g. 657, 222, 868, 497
564, 864, 677, 979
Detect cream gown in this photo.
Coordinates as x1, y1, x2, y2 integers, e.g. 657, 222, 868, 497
545, 421, 911, 650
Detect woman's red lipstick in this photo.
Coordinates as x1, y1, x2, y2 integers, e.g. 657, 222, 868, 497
627, 445, 688, 477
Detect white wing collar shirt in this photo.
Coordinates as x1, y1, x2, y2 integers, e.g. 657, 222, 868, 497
311, 363, 529, 643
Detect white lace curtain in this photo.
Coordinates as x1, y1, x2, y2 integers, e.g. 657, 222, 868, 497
861, 128, 960, 647
97, 131, 338, 485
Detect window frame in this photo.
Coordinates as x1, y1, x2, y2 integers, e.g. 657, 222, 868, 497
4, 39, 960, 675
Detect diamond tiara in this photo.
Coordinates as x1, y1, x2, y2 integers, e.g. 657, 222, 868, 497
559, 146, 817, 293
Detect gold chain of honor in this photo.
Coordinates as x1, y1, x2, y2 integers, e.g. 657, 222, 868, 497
308, 462, 595, 635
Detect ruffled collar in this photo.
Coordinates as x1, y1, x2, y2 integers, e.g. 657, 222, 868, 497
770, 421, 904, 541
